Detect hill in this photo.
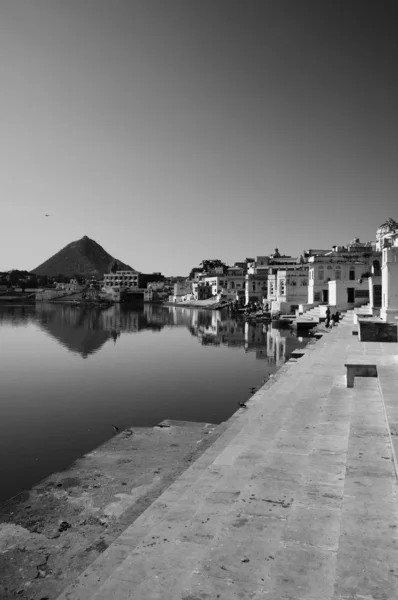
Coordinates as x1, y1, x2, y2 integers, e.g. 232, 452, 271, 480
31, 236, 133, 278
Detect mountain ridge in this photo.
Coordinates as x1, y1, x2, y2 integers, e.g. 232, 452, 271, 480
31, 236, 133, 278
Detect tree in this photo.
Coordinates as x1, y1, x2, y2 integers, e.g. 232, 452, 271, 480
200, 259, 228, 272
26, 276, 38, 288
37, 275, 48, 287
189, 259, 228, 279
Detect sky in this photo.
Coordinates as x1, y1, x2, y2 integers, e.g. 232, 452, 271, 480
1, 0, 397, 276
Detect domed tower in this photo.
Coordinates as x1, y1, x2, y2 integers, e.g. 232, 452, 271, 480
376, 218, 398, 247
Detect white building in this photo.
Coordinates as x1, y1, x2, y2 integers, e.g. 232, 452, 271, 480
376, 218, 398, 323
102, 270, 139, 291
267, 267, 309, 314
202, 268, 246, 301
169, 280, 193, 303
55, 278, 84, 293
307, 240, 380, 309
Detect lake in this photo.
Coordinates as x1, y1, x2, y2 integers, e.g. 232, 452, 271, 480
0, 303, 308, 503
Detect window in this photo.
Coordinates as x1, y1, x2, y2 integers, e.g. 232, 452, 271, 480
252, 283, 256, 291
373, 260, 381, 275
335, 267, 341, 280
318, 267, 324, 281
349, 269, 355, 280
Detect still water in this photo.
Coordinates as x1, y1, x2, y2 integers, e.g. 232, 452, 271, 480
0, 303, 308, 503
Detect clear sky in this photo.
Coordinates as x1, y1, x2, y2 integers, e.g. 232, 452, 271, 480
1, 0, 397, 275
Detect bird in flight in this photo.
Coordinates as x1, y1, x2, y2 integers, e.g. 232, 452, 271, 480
45, 214, 50, 217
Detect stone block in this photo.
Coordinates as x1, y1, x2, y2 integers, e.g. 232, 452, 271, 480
344, 363, 377, 387
358, 318, 398, 342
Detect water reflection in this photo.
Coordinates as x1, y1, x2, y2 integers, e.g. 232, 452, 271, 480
0, 303, 308, 503
0, 303, 305, 365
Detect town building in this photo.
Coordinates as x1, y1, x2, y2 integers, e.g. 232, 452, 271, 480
375, 218, 398, 323
138, 272, 165, 288
307, 240, 381, 310
102, 270, 139, 291
55, 278, 84, 293
245, 273, 268, 305
169, 280, 193, 303
192, 282, 213, 301
267, 266, 309, 314
198, 267, 246, 302
243, 252, 303, 307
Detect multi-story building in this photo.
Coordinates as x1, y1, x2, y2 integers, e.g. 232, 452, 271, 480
192, 281, 213, 301
245, 273, 268, 305
267, 266, 309, 314
201, 268, 246, 301
169, 280, 193, 303
102, 270, 139, 291
245, 251, 305, 309
307, 240, 380, 309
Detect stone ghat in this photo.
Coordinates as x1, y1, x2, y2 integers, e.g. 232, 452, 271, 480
0, 420, 227, 600
3, 311, 398, 600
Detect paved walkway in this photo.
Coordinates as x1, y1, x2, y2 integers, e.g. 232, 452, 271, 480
58, 312, 398, 600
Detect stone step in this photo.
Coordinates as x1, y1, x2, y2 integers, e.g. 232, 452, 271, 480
56, 319, 398, 600
84, 373, 338, 599
55, 362, 317, 600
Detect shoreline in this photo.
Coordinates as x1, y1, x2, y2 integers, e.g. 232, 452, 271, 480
0, 332, 319, 599
162, 300, 231, 311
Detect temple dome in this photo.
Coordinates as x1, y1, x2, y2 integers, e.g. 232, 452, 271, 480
376, 218, 398, 240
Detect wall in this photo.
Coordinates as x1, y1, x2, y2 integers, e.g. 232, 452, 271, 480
174, 281, 192, 296
245, 274, 268, 304
358, 319, 397, 342
381, 247, 398, 323
328, 279, 369, 310
368, 275, 382, 310
35, 290, 71, 301
192, 283, 212, 301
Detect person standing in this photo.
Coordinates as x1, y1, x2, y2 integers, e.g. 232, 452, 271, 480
325, 306, 331, 328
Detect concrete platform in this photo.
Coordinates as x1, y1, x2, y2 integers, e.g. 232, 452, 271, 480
8, 311, 398, 600
0, 421, 226, 600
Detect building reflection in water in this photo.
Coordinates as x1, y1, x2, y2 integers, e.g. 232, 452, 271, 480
2, 303, 306, 361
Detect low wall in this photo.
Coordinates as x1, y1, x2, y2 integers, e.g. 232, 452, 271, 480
35, 290, 71, 301
357, 318, 397, 342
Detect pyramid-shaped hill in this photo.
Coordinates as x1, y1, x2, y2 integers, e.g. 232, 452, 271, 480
31, 236, 134, 278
